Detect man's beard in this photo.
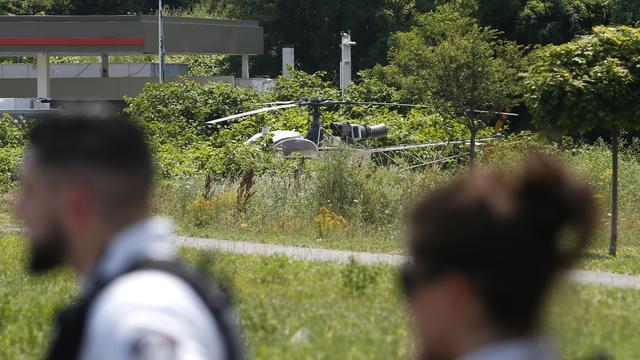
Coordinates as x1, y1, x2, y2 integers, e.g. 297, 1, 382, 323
29, 222, 68, 274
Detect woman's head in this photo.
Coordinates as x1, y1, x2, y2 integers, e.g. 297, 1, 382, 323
404, 155, 595, 358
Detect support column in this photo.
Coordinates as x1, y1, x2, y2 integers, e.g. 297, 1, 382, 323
36, 52, 50, 99
101, 54, 109, 78
241, 54, 250, 79
282, 46, 294, 78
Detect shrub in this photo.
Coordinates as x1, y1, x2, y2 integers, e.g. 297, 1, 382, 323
0, 115, 26, 192
314, 207, 349, 237
340, 258, 380, 295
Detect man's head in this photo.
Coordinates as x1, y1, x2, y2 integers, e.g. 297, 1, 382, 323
16, 114, 153, 274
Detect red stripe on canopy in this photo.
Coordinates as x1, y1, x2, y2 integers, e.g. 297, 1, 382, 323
0, 38, 145, 46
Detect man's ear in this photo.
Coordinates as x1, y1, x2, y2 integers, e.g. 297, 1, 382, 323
59, 183, 93, 231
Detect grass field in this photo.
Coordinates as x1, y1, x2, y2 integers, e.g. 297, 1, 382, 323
2, 234, 640, 359
146, 142, 640, 274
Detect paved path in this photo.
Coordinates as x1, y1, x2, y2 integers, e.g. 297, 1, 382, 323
177, 236, 407, 265
4, 227, 640, 290
176, 236, 640, 290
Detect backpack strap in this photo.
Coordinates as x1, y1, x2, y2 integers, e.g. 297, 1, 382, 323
46, 260, 245, 360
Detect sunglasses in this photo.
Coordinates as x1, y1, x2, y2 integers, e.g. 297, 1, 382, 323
399, 263, 445, 297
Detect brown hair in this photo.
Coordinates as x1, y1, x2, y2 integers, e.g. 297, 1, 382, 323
408, 155, 595, 335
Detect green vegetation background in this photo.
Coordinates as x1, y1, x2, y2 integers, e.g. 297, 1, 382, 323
1, 0, 638, 77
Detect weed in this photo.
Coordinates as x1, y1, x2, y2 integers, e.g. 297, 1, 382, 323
237, 168, 256, 214
341, 257, 380, 295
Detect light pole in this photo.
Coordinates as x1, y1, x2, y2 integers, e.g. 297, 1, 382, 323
158, 0, 165, 83
339, 32, 356, 94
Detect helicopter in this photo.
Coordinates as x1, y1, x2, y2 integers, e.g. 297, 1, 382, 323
206, 98, 517, 166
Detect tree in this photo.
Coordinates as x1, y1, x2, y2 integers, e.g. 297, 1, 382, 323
68, 0, 191, 15
524, 26, 640, 256
205, 0, 426, 77
385, 4, 525, 166
0, 0, 68, 14
515, 0, 612, 45
477, 0, 523, 39
612, 0, 640, 25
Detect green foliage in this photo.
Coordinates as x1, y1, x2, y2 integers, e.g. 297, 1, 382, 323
612, 0, 640, 25
204, 0, 478, 76
0, 115, 26, 192
0, 114, 26, 148
313, 148, 370, 218
344, 66, 401, 103
67, 0, 191, 15
477, 0, 523, 38
524, 26, 640, 134
340, 257, 380, 294
386, 5, 526, 115
482, 130, 559, 167
515, 0, 613, 45
168, 54, 233, 77
125, 79, 267, 179
0, 0, 21, 14
384, 4, 525, 164
270, 69, 340, 101
0, 0, 70, 15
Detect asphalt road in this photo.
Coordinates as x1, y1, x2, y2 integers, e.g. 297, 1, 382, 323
4, 227, 639, 290
176, 236, 640, 290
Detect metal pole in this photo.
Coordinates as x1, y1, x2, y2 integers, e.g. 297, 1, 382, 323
339, 32, 356, 93
158, 0, 165, 83
610, 127, 619, 256
306, 105, 323, 145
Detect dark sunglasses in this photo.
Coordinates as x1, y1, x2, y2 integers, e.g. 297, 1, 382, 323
399, 263, 444, 297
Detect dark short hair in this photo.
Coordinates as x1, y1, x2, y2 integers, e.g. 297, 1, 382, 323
27, 113, 153, 212
408, 155, 595, 335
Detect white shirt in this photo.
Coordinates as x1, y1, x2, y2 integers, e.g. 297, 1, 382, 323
458, 338, 556, 360
79, 217, 226, 360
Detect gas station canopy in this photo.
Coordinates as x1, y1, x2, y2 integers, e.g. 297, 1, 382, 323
0, 16, 264, 102
0, 15, 264, 55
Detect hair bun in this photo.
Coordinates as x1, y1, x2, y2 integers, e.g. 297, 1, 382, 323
515, 155, 595, 266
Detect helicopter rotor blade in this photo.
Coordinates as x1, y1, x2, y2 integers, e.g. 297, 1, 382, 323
472, 110, 519, 116
207, 103, 300, 125
330, 101, 430, 108
365, 135, 502, 153
260, 101, 300, 106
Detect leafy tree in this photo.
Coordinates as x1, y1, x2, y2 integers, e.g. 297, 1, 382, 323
477, 0, 523, 39
204, 0, 429, 77
0, 0, 69, 14
385, 5, 525, 165
124, 79, 263, 178
0, 0, 19, 14
269, 68, 340, 101
68, 0, 191, 15
612, 0, 640, 25
515, 0, 612, 45
524, 26, 640, 256
0, 114, 27, 191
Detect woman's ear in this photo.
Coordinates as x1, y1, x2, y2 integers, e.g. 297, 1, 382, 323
442, 273, 479, 309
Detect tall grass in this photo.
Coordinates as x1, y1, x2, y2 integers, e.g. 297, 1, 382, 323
566, 140, 640, 251
154, 148, 452, 252
155, 137, 640, 257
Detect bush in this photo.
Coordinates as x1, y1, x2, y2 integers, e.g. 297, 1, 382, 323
340, 258, 380, 295
0, 115, 26, 192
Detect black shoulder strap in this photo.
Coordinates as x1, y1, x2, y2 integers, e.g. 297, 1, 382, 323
46, 260, 245, 360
